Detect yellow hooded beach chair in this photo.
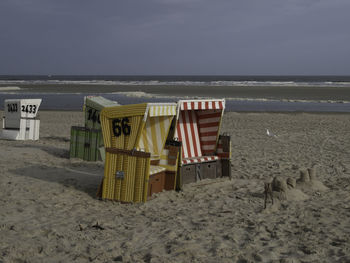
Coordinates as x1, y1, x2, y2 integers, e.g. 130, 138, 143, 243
99, 102, 178, 202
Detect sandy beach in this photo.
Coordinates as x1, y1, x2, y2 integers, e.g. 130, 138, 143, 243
1, 110, 350, 262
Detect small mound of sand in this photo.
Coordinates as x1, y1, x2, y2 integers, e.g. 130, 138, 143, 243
264, 176, 308, 211
298, 169, 310, 183
297, 180, 328, 192
296, 167, 328, 192
263, 188, 309, 213
286, 188, 309, 201
286, 177, 296, 189
272, 176, 288, 192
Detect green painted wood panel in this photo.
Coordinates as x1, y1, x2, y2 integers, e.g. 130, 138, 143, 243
70, 126, 104, 161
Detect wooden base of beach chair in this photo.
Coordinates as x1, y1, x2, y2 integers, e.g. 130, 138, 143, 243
216, 160, 222, 178
177, 159, 230, 189
180, 164, 197, 186
164, 171, 176, 191
200, 161, 219, 180
148, 171, 165, 198
1, 119, 40, 140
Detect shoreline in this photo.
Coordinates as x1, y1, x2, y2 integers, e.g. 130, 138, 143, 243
2, 83, 350, 102
5, 109, 350, 115
1, 97, 349, 112
1, 85, 350, 112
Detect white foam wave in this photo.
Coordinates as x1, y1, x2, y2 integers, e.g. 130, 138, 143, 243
226, 97, 350, 104
112, 91, 157, 98
1, 80, 350, 88
0, 86, 21, 91
111, 92, 350, 104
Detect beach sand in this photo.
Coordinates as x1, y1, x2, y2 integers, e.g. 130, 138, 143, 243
0, 111, 350, 262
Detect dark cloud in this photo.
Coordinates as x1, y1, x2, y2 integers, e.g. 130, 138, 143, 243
0, 0, 349, 75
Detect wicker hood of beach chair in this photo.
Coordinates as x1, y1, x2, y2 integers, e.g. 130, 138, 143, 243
69, 96, 119, 162
99, 103, 178, 203
2, 99, 42, 140
173, 99, 231, 189
84, 96, 120, 130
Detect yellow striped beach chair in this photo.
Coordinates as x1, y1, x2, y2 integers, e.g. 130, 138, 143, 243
99, 103, 178, 202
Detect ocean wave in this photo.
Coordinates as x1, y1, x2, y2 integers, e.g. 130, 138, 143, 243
226, 97, 350, 104
0, 86, 21, 91
1, 79, 350, 87
112, 92, 350, 104
1, 89, 349, 104
111, 91, 157, 98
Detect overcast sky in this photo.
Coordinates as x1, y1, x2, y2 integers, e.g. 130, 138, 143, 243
0, 0, 349, 75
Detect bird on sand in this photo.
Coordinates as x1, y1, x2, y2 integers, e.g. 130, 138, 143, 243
266, 129, 278, 137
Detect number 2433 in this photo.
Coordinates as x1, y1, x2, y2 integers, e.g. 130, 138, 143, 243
112, 118, 131, 137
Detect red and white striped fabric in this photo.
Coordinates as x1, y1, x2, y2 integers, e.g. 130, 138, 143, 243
175, 110, 202, 159
175, 99, 225, 165
197, 110, 222, 155
180, 100, 224, 111
182, 156, 219, 164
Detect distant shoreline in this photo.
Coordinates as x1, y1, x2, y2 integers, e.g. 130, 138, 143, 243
0, 91, 349, 113
2, 83, 350, 102
1, 83, 350, 112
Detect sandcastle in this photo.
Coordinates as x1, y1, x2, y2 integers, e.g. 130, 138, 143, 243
264, 166, 326, 209
264, 176, 289, 208
296, 167, 328, 192
297, 167, 317, 183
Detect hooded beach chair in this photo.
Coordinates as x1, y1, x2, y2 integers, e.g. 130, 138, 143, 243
173, 99, 231, 188
1, 99, 42, 140
98, 102, 179, 202
69, 96, 119, 161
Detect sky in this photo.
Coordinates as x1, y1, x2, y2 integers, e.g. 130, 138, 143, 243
0, 0, 349, 75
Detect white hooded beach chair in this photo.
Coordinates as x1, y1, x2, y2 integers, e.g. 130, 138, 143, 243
2, 99, 42, 140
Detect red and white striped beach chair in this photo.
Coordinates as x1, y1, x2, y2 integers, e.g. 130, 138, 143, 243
174, 99, 231, 188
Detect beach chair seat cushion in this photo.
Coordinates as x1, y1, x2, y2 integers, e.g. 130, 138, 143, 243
182, 155, 219, 165
149, 165, 166, 175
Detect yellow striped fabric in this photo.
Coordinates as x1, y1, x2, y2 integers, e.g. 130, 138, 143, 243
137, 116, 172, 157
148, 104, 177, 117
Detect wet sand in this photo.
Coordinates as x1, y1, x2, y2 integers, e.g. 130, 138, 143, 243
1, 111, 350, 262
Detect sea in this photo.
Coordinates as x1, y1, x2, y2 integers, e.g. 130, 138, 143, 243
1, 75, 350, 112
